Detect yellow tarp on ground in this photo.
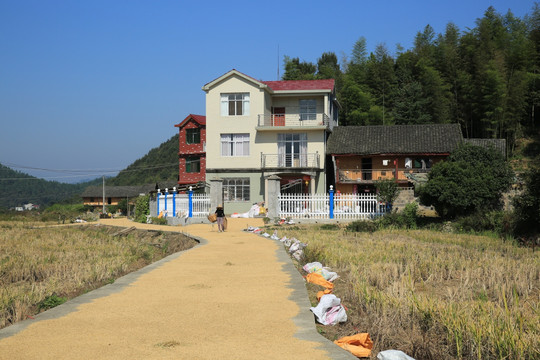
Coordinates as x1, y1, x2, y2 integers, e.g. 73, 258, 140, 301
316, 289, 333, 301
305, 272, 334, 290
334, 333, 373, 358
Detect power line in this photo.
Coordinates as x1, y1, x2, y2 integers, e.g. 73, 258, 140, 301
0, 162, 178, 181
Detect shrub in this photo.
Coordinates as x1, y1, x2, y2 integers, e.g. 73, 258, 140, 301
401, 202, 418, 229
375, 179, 399, 205
38, 294, 66, 311
453, 211, 506, 234
40, 203, 90, 222
345, 220, 377, 233
376, 211, 405, 229
151, 217, 168, 225
419, 144, 513, 218
134, 195, 150, 223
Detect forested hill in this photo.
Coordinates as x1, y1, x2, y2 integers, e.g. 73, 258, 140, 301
0, 164, 101, 209
0, 134, 179, 209
282, 5, 540, 156
107, 134, 179, 186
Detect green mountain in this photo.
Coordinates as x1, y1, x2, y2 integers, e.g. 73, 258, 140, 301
0, 164, 101, 209
0, 134, 180, 209
107, 134, 179, 186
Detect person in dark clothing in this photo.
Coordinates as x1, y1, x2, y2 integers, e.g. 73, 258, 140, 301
215, 205, 225, 232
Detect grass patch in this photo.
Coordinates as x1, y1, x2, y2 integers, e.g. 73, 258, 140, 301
278, 225, 539, 359
0, 222, 197, 329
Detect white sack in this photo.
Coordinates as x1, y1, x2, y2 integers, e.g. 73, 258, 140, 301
377, 350, 416, 360
310, 294, 347, 325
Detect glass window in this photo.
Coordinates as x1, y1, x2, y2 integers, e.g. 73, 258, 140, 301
186, 128, 200, 144
223, 178, 250, 201
299, 99, 316, 120
186, 156, 200, 173
220, 134, 249, 156
221, 93, 250, 116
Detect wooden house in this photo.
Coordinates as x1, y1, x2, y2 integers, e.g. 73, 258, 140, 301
326, 124, 465, 193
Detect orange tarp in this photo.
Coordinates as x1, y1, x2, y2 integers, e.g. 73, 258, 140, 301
316, 289, 333, 301
334, 333, 373, 358
305, 273, 334, 290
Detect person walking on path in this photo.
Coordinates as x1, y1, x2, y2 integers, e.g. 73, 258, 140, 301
215, 205, 225, 232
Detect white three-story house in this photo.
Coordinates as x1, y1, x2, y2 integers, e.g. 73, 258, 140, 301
202, 69, 339, 213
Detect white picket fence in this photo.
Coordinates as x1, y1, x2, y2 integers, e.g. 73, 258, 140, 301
157, 192, 211, 218
279, 192, 386, 220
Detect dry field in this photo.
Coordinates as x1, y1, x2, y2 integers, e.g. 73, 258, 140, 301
276, 225, 539, 360
0, 222, 197, 329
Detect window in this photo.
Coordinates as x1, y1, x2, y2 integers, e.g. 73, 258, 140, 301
186, 156, 200, 173
278, 133, 307, 167
221, 93, 250, 116
186, 128, 200, 144
221, 134, 249, 156
223, 178, 250, 201
299, 99, 316, 120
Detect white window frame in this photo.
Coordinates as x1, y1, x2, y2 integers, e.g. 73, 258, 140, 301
299, 99, 317, 121
223, 178, 250, 202
220, 133, 250, 157
221, 93, 250, 116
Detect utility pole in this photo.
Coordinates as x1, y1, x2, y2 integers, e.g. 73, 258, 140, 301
102, 175, 105, 214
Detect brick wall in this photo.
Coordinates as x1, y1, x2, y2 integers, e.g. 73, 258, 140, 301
178, 120, 206, 185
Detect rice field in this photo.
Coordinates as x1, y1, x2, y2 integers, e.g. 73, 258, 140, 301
0, 222, 197, 329
277, 225, 539, 359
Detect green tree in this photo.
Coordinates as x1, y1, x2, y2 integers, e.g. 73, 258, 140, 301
419, 144, 513, 218
339, 78, 373, 125
282, 56, 316, 80
351, 36, 368, 65
375, 179, 399, 205
365, 43, 396, 124
392, 81, 431, 124
134, 195, 150, 223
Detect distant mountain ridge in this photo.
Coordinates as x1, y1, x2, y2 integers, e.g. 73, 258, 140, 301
107, 134, 178, 186
0, 164, 102, 209
0, 134, 179, 209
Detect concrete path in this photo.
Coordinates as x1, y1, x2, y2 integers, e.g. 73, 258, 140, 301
0, 218, 355, 360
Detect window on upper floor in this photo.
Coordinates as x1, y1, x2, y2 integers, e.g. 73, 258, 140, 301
186, 156, 201, 173
186, 128, 201, 144
221, 93, 250, 116
223, 178, 250, 201
220, 134, 249, 156
299, 99, 317, 121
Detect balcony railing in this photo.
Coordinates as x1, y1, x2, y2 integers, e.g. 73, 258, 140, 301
338, 168, 431, 183
257, 113, 330, 128
261, 153, 320, 169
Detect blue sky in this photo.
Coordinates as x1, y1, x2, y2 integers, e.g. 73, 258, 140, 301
0, 0, 534, 182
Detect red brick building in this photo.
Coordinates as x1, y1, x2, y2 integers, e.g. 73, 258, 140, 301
174, 114, 206, 187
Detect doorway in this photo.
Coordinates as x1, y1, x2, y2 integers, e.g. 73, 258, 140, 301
272, 107, 285, 126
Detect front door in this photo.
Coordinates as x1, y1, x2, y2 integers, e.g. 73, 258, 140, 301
272, 107, 285, 126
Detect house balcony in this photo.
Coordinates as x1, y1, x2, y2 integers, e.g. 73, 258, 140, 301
338, 168, 431, 184
256, 113, 331, 129
261, 153, 320, 170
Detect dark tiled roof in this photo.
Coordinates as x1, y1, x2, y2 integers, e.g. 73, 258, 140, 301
327, 124, 463, 155
464, 138, 507, 158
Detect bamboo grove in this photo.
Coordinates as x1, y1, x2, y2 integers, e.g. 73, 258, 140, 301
283, 5, 540, 155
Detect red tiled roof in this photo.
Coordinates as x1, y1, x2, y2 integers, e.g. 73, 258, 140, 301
175, 114, 206, 128
262, 79, 335, 91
